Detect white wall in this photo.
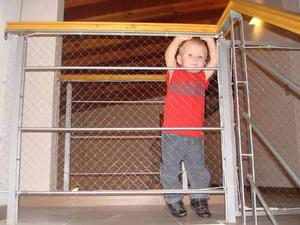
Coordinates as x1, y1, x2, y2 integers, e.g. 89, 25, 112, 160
0, 0, 23, 207
19, 0, 64, 191
0, 0, 63, 205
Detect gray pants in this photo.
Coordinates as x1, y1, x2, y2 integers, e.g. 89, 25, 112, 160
160, 132, 211, 203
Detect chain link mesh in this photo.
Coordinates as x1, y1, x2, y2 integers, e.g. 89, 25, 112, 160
18, 34, 222, 192
235, 47, 300, 210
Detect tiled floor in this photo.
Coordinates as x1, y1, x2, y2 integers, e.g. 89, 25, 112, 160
1, 203, 300, 225
2, 204, 227, 225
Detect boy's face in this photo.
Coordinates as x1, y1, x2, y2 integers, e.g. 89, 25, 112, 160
176, 41, 208, 73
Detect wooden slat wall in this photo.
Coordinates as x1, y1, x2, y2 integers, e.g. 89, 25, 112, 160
64, 0, 228, 24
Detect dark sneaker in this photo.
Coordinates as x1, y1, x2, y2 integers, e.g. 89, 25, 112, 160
191, 199, 211, 218
167, 200, 187, 217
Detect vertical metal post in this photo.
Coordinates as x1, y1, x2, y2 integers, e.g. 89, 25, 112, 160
7, 36, 27, 225
218, 37, 237, 223
230, 13, 247, 225
181, 163, 188, 190
63, 82, 72, 191
237, 16, 258, 225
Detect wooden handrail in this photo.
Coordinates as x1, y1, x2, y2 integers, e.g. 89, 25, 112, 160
217, 0, 233, 32
225, 0, 300, 35
6, 21, 218, 34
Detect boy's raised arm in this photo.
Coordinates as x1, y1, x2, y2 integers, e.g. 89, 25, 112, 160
201, 37, 217, 81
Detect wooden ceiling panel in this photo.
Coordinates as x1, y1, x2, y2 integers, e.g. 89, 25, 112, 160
64, 0, 228, 23
64, 0, 109, 8
65, 0, 183, 21
141, 8, 225, 24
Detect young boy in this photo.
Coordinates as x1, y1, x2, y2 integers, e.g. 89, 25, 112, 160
160, 36, 217, 217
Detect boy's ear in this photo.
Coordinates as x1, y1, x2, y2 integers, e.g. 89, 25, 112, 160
176, 55, 182, 65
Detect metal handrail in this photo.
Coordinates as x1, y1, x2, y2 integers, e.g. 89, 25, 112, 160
247, 174, 279, 225
244, 115, 300, 187
18, 187, 226, 196
20, 127, 224, 132
24, 66, 220, 71
246, 52, 300, 96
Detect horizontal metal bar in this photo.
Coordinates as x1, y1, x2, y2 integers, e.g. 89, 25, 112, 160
20, 127, 223, 132
237, 81, 247, 84
244, 115, 300, 187
245, 207, 300, 213
21, 31, 218, 38
246, 52, 300, 96
247, 175, 279, 225
244, 46, 300, 50
227, 40, 300, 50
24, 66, 220, 71
72, 100, 165, 104
70, 172, 160, 176
241, 153, 253, 157
239, 208, 300, 216
18, 188, 225, 196
72, 135, 161, 139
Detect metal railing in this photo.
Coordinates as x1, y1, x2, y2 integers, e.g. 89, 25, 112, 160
3, 31, 238, 224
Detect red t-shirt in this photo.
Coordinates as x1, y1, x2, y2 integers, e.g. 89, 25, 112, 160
162, 70, 209, 137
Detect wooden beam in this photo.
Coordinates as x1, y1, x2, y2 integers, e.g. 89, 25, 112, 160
217, 0, 233, 31
233, 0, 300, 35
217, 0, 300, 35
7, 21, 218, 34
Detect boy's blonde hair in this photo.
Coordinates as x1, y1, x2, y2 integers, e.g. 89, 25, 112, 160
176, 38, 210, 63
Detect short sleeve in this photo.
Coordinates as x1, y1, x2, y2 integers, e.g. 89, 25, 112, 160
199, 71, 209, 89
165, 71, 169, 83
202, 78, 209, 90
